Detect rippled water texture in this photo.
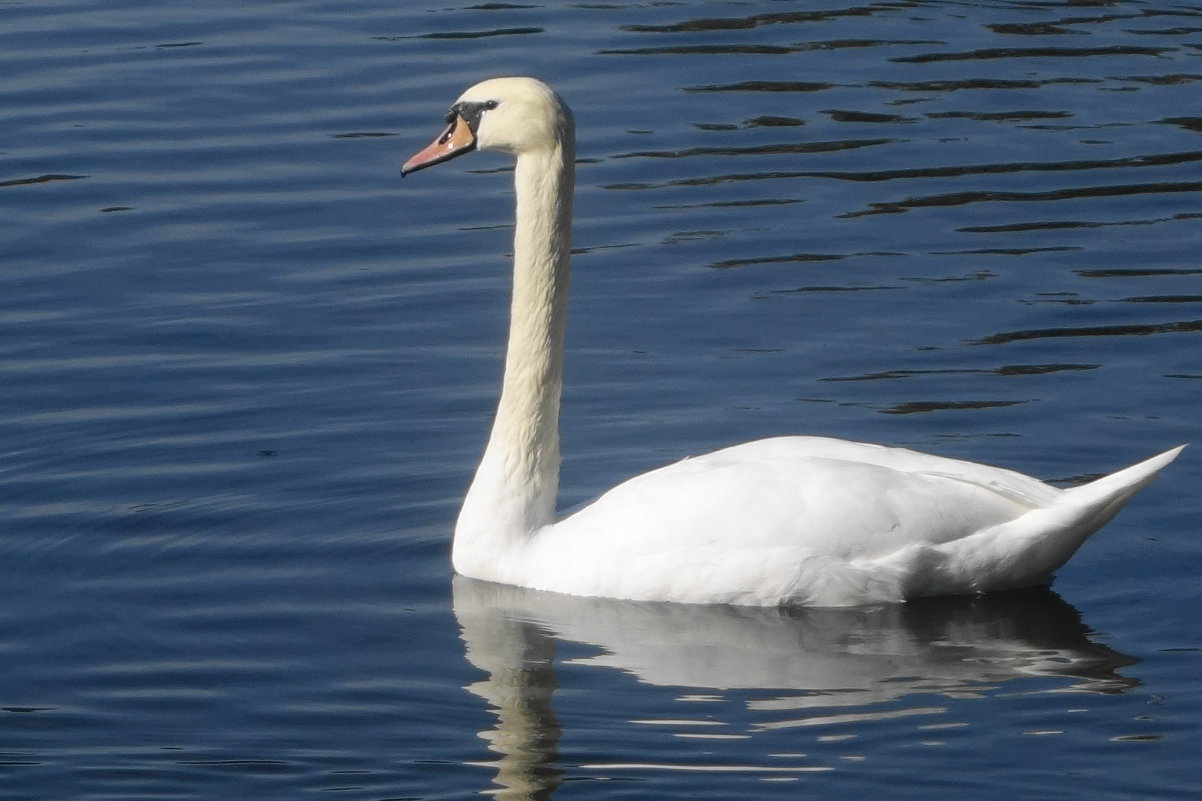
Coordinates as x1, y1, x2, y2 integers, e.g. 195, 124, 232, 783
1, 1, 1200, 799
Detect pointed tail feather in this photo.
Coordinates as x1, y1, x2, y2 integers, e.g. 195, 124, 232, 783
1060, 444, 1186, 532
1020, 444, 1188, 576
928, 445, 1185, 596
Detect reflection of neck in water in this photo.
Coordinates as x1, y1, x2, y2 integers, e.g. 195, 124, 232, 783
454, 576, 1136, 796
458, 594, 563, 801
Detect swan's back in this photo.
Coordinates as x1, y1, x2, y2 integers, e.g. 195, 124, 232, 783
518, 438, 1183, 606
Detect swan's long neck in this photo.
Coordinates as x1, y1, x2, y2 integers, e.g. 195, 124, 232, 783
454, 132, 574, 577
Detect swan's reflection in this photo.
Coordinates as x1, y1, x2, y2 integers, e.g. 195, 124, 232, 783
453, 576, 1136, 799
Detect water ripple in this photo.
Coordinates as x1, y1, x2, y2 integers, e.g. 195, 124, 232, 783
892, 45, 1173, 63
975, 319, 1202, 345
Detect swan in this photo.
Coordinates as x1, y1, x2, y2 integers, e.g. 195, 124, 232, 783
402, 76, 1183, 607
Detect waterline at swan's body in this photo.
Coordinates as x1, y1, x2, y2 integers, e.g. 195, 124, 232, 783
402, 76, 1182, 607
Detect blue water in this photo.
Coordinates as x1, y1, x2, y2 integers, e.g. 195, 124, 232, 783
1, 1, 1199, 798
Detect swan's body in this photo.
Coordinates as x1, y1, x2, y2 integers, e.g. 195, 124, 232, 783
403, 77, 1182, 607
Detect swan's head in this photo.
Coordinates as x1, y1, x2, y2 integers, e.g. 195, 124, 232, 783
401, 77, 572, 175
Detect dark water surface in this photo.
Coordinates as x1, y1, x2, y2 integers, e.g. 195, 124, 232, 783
2, 1, 1200, 799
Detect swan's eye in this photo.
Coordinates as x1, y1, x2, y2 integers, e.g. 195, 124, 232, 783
450, 100, 499, 134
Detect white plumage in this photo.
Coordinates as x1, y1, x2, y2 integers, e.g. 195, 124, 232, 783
403, 77, 1182, 607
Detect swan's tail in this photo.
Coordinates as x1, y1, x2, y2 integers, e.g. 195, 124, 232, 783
1059, 444, 1186, 533
931, 445, 1186, 596
1009, 444, 1187, 582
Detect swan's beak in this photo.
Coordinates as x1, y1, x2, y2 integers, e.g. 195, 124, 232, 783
401, 113, 477, 176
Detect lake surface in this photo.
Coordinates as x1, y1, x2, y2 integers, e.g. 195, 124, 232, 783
2, 0, 1200, 798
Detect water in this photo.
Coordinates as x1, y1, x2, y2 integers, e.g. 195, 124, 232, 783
1, 0, 1199, 798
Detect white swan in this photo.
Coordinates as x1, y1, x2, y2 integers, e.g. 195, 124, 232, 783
402, 76, 1183, 607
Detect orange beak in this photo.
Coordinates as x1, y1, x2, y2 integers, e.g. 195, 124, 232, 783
401, 113, 477, 176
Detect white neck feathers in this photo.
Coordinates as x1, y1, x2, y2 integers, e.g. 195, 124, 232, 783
454, 128, 574, 578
